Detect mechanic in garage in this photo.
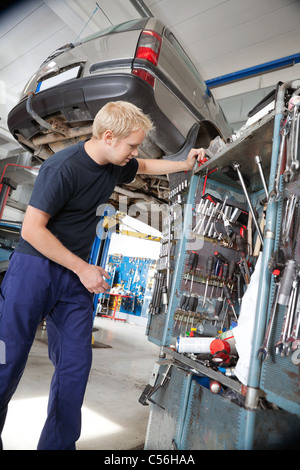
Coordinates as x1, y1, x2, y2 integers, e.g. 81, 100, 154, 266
0, 101, 206, 450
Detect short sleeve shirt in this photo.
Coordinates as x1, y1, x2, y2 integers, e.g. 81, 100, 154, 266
16, 140, 138, 261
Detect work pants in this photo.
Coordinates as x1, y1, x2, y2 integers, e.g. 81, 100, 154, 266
0, 252, 94, 450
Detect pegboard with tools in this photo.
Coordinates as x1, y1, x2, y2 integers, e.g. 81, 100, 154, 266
174, 177, 260, 340
146, 173, 190, 345
104, 254, 156, 317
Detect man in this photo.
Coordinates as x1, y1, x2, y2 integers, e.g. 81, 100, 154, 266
0, 101, 206, 450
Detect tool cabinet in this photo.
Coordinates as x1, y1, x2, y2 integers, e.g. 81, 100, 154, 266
142, 80, 300, 449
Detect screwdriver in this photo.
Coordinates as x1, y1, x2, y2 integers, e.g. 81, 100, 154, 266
223, 285, 238, 320
214, 261, 229, 318
188, 293, 198, 312
210, 258, 222, 299
214, 251, 227, 263
214, 295, 224, 319
185, 251, 199, 291
202, 255, 214, 307
236, 234, 250, 283
176, 293, 189, 330
221, 262, 229, 294
228, 260, 237, 286
180, 293, 189, 310
185, 294, 199, 330
235, 272, 243, 305
236, 234, 247, 257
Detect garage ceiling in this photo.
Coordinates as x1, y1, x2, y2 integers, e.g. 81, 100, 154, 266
0, 0, 300, 155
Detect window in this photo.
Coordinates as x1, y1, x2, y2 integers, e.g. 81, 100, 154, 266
77, 19, 148, 45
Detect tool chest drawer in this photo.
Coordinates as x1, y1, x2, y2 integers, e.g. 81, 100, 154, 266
182, 378, 300, 450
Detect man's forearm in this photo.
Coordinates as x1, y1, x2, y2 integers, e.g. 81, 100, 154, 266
136, 158, 191, 175
21, 206, 110, 293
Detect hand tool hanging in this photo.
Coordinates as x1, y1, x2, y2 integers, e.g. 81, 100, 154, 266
257, 248, 286, 361
236, 234, 251, 285
202, 255, 214, 307
184, 294, 199, 331
281, 194, 298, 245
185, 251, 198, 290
284, 99, 300, 182
274, 260, 297, 356
254, 155, 269, 200
149, 271, 164, 315
209, 257, 222, 299
232, 161, 264, 246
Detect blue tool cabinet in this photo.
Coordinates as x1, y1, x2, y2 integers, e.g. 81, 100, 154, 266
142, 81, 300, 449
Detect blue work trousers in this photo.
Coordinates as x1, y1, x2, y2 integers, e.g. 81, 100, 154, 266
0, 252, 94, 450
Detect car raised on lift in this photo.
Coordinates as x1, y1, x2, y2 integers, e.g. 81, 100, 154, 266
7, 17, 232, 203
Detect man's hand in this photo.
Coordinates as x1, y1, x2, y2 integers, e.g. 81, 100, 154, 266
185, 148, 208, 171
77, 263, 111, 294
136, 147, 208, 175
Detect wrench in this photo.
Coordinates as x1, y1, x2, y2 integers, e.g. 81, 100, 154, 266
255, 155, 269, 199
193, 199, 210, 233
282, 194, 297, 245
275, 267, 298, 356
283, 277, 299, 355
273, 260, 296, 354
285, 279, 300, 355
291, 104, 300, 173
291, 339, 300, 365
291, 347, 300, 365
203, 202, 220, 236
232, 161, 264, 246
284, 103, 300, 181
257, 283, 281, 361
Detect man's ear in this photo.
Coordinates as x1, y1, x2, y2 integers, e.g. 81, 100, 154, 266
103, 129, 113, 145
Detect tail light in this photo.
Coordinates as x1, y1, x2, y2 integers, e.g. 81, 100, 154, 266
132, 30, 162, 88
135, 30, 162, 66
132, 68, 155, 88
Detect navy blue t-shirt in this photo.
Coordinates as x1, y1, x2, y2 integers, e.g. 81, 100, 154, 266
16, 140, 138, 261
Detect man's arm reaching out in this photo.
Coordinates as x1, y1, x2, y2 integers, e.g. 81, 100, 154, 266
21, 206, 110, 294
136, 148, 207, 175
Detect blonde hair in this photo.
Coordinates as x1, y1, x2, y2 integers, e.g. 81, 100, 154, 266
92, 101, 154, 139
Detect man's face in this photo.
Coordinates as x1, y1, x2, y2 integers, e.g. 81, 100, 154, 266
106, 129, 145, 166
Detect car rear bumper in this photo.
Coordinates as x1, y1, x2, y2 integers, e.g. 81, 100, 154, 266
8, 73, 186, 154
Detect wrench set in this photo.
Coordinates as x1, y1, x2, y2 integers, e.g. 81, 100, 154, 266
270, 95, 300, 202
259, 198, 300, 366
192, 192, 248, 245
257, 95, 300, 368
258, 257, 300, 363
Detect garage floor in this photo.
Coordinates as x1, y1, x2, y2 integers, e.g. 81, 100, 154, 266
2, 316, 159, 450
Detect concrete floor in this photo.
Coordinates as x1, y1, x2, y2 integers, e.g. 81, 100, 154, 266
2, 316, 159, 451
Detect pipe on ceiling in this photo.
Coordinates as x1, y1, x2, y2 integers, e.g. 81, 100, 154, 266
128, 0, 153, 17
205, 52, 300, 88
